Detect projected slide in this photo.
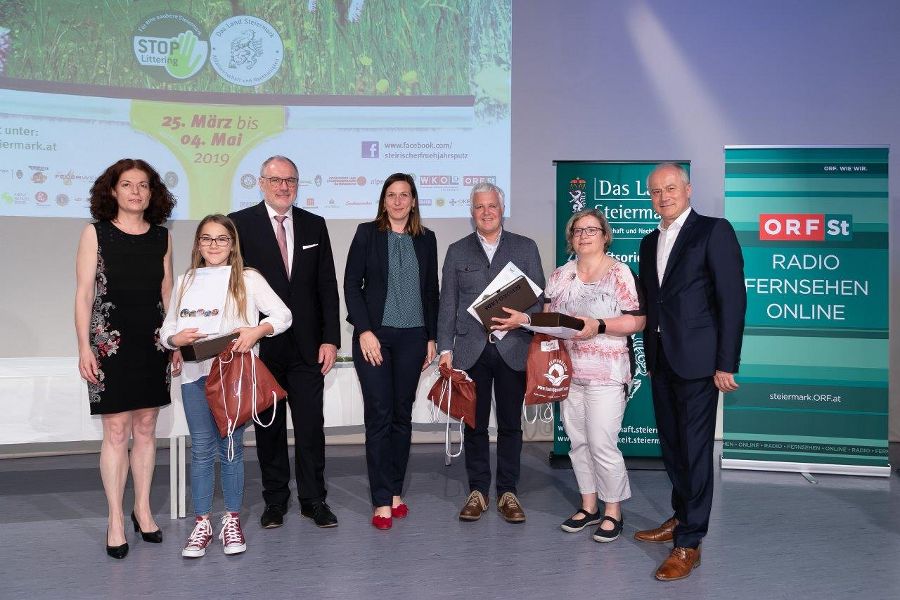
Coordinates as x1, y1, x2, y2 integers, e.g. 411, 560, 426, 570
0, 0, 511, 219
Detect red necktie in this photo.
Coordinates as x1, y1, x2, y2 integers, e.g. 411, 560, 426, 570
274, 215, 290, 277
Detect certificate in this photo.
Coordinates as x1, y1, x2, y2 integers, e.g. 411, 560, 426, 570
175, 266, 231, 335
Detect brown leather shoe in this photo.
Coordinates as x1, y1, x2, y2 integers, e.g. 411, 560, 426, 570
459, 491, 488, 521
634, 516, 677, 543
655, 547, 701, 581
496, 492, 526, 523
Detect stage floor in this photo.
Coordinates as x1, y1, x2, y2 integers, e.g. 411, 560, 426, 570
1, 442, 898, 599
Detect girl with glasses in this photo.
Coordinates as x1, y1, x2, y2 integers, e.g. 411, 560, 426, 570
160, 214, 291, 557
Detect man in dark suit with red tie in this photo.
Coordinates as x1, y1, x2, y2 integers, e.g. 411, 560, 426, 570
636, 162, 746, 581
230, 155, 341, 529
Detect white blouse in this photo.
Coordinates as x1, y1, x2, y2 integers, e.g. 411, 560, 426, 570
160, 268, 292, 384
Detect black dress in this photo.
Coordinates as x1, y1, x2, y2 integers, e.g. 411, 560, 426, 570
88, 221, 171, 415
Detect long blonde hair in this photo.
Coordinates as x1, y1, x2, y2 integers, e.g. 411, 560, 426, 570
176, 214, 249, 322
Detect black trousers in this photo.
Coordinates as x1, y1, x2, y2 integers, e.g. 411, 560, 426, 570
254, 338, 327, 508
354, 326, 427, 507
465, 343, 525, 497
650, 334, 718, 549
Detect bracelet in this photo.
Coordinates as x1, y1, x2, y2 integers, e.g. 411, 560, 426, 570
597, 319, 606, 334
167, 335, 177, 348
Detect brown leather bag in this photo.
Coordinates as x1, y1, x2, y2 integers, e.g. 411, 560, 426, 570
524, 333, 572, 406
205, 349, 287, 456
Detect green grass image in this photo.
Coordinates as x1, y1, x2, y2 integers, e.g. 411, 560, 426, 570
1, 0, 510, 111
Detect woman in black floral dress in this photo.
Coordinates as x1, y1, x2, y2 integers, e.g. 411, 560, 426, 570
74, 159, 178, 559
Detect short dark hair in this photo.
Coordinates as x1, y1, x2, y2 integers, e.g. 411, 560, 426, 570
375, 173, 424, 236
89, 159, 175, 225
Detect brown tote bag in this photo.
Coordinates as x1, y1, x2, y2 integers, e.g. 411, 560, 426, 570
205, 348, 287, 459
427, 364, 477, 459
523, 333, 573, 423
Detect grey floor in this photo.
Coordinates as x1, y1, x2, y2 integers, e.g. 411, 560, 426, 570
1, 442, 898, 600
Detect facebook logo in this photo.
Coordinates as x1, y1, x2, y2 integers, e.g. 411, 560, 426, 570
361, 141, 379, 158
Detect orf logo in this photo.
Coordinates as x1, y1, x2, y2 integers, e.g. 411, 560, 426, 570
462, 175, 495, 186
759, 213, 853, 241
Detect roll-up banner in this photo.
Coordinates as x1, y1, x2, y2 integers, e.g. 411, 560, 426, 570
722, 146, 890, 477
551, 161, 688, 460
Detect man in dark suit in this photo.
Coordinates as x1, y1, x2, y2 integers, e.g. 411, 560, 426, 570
229, 155, 341, 529
437, 182, 545, 523
636, 162, 746, 581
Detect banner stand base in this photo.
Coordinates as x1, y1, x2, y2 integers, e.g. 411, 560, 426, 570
549, 452, 665, 471
549, 452, 571, 469
721, 457, 891, 478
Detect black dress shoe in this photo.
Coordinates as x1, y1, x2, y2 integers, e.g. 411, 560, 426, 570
300, 502, 338, 528
260, 504, 286, 529
131, 512, 163, 543
106, 529, 129, 559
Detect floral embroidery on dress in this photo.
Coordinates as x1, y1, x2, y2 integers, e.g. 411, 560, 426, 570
88, 250, 120, 403
153, 302, 167, 353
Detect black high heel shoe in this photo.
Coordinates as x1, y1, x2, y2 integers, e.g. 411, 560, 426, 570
131, 511, 163, 543
106, 528, 129, 559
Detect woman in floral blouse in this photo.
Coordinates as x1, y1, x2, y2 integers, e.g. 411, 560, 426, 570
547, 208, 645, 542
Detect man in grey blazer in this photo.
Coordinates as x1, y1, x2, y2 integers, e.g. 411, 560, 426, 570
437, 182, 545, 523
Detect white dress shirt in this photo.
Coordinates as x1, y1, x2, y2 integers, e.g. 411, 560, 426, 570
656, 207, 692, 286
160, 269, 293, 384
477, 227, 502, 263
265, 203, 294, 276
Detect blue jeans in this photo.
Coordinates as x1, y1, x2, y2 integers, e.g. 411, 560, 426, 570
181, 377, 246, 515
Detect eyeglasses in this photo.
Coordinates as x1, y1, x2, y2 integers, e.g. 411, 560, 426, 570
199, 235, 232, 247
572, 226, 603, 237
260, 176, 299, 188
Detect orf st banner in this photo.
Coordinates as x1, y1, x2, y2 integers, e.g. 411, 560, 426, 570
721, 146, 890, 476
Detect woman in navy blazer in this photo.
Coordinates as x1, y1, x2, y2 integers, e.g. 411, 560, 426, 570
344, 172, 439, 529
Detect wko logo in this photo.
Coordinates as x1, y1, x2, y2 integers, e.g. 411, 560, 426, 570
419, 175, 459, 186
759, 213, 853, 241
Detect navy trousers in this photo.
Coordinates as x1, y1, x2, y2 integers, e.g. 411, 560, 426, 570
650, 335, 719, 549
354, 326, 427, 507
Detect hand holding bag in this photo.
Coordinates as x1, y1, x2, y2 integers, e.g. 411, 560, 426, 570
523, 333, 573, 423
205, 348, 287, 460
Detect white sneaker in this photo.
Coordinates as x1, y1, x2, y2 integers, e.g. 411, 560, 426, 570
219, 512, 247, 555
182, 516, 213, 558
